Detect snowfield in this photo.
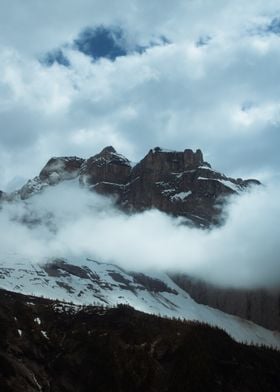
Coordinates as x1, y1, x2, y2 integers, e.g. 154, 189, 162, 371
0, 253, 279, 349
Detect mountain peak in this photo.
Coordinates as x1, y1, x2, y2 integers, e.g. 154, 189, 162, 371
100, 145, 117, 155
151, 147, 204, 166
3, 146, 260, 226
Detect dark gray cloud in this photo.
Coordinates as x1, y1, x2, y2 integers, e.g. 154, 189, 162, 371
196, 35, 212, 47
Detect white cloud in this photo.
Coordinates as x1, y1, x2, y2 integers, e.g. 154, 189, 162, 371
0, 0, 280, 192
1, 181, 280, 289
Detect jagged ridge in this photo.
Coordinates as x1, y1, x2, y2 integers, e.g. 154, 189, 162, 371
1, 146, 260, 226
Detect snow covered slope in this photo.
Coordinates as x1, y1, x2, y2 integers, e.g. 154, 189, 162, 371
0, 254, 279, 349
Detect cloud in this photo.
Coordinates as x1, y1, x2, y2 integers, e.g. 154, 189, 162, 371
1, 181, 280, 289
1, 0, 280, 193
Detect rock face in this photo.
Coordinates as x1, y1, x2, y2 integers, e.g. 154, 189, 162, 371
119, 147, 254, 225
5, 146, 260, 226
79, 146, 131, 190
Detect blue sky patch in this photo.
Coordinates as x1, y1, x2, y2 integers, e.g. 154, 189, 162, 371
74, 26, 128, 60
266, 17, 280, 35
41, 25, 170, 67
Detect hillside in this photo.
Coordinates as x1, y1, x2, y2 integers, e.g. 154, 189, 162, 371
1, 289, 280, 392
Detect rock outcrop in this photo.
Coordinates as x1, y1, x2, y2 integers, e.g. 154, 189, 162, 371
79, 146, 131, 190
4, 146, 260, 226
78, 146, 259, 225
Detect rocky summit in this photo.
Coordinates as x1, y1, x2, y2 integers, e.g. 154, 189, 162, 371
2, 146, 260, 227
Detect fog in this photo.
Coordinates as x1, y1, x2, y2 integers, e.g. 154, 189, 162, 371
1, 180, 279, 289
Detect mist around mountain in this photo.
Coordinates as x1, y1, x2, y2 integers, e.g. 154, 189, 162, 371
0, 149, 280, 391
1, 146, 279, 289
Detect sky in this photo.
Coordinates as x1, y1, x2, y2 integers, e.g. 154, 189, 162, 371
0, 0, 280, 190
0, 1, 280, 289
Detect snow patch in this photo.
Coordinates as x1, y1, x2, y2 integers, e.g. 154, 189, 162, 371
41, 330, 49, 339
162, 188, 176, 196
171, 191, 192, 202
34, 317, 41, 325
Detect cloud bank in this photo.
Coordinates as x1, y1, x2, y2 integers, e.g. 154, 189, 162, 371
1, 181, 280, 289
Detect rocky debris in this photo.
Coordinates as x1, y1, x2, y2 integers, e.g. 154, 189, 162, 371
1, 289, 280, 392
3, 146, 260, 226
170, 273, 280, 331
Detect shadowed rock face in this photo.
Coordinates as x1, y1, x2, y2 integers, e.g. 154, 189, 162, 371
5, 146, 260, 226
78, 146, 260, 226
113, 147, 258, 226
121, 148, 227, 224
79, 146, 131, 187
132, 148, 206, 180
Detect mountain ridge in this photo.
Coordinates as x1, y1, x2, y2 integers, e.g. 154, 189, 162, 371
0, 254, 279, 349
1, 146, 260, 227
0, 146, 273, 352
